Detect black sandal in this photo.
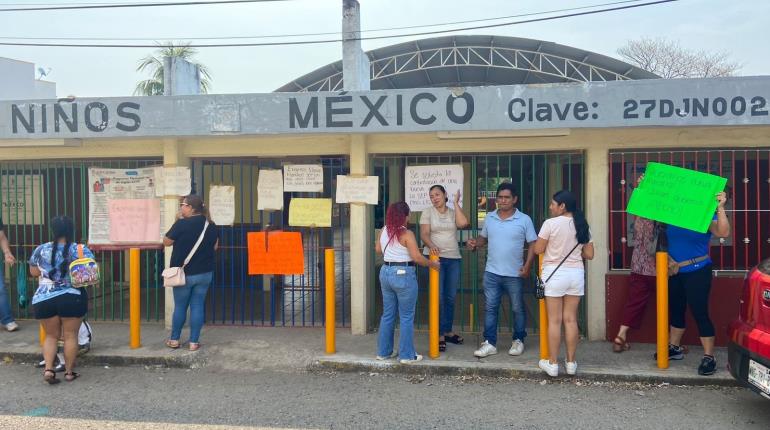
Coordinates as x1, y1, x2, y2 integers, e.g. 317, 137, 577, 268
44, 369, 60, 385
64, 372, 80, 382
439, 340, 447, 352
445, 334, 464, 345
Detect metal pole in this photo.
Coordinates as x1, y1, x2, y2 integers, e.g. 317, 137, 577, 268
39, 323, 45, 346
428, 253, 440, 359
538, 254, 549, 360
656, 251, 669, 369
129, 248, 141, 349
325, 248, 336, 355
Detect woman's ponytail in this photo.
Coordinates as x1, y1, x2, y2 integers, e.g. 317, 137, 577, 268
573, 209, 591, 244
552, 190, 591, 244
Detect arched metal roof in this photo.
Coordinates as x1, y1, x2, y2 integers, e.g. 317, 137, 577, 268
276, 35, 659, 92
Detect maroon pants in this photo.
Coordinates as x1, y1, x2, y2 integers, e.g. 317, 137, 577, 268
621, 273, 657, 329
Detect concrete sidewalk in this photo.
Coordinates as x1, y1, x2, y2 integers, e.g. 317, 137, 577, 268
0, 320, 735, 386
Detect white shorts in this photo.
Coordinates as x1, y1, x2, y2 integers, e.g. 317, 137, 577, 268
541, 266, 585, 297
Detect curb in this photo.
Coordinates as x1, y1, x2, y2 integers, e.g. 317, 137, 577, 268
1, 351, 201, 369
310, 357, 740, 387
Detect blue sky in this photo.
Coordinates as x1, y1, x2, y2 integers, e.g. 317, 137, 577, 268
0, 0, 767, 97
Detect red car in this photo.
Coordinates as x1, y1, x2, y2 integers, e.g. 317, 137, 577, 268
728, 259, 770, 399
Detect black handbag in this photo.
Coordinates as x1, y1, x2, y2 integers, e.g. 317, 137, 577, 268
535, 243, 580, 299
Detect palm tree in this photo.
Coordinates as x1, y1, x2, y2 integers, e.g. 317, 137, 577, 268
134, 42, 212, 95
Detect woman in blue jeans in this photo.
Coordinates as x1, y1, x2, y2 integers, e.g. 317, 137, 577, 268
376, 202, 440, 364
419, 185, 468, 351
163, 194, 219, 351
0, 217, 19, 332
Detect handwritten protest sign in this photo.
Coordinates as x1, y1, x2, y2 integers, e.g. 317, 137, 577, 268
626, 162, 727, 233
405, 165, 463, 211
257, 169, 284, 210
247, 231, 304, 275
209, 185, 235, 226
283, 164, 324, 192
288, 198, 332, 227
335, 175, 378, 205
107, 199, 161, 243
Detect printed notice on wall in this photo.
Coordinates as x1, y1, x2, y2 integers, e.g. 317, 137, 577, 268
108, 199, 161, 243
88, 167, 164, 245
404, 165, 464, 211
283, 164, 324, 192
288, 198, 332, 227
209, 185, 235, 226
335, 175, 379, 205
153, 166, 191, 197
1, 174, 44, 225
257, 169, 284, 210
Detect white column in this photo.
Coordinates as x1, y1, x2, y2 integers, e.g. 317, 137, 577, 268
162, 139, 189, 329
584, 145, 609, 341
349, 134, 371, 334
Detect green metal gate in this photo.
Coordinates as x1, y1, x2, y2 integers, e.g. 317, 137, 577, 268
371, 152, 586, 336
190, 156, 351, 327
0, 159, 164, 322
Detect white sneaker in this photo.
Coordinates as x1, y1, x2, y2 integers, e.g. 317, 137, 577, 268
376, 352, 398, 360
473, 341, 498, 358
565, 361, 577, 375
5, 322, 19, 332
399, 354, 423, 364
508, 339, 524, 356
539, 359, 559, 377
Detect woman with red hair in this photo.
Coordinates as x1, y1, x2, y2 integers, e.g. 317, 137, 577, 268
375, 201, 439, 363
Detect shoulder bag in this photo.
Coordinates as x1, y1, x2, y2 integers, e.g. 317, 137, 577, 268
535, 242, 580, 299
162, 220, 209, 287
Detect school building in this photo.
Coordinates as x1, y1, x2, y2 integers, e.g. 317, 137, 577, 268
1, 36, 768, 345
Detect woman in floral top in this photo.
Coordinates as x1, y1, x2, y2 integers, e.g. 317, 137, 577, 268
612, 215, 658, 352
29, 216, 94, 384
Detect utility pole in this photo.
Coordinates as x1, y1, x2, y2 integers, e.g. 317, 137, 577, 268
342, 0, 370, 90
342, 0, 372, 335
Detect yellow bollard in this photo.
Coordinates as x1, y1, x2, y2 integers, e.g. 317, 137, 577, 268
538, 254, 549, 360
428, 253, 440, 359
656, 251, 669, 369
324, 248, 336, 355
469, 304, 474, 333
39, 323, 45, 346
129, 248, 141, 349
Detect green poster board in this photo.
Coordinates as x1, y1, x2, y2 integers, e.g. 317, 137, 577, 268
626, 162, 727, 233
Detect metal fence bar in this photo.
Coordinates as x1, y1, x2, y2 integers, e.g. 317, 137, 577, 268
0, 158, 163, 322
609, 149, 770, 272
190, 156, 351, 327
371, 151, 585, 336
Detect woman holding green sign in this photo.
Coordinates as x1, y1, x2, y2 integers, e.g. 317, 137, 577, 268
664, 191, 730, 376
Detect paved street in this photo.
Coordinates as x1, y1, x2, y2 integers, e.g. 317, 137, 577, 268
1, 362, 768, 429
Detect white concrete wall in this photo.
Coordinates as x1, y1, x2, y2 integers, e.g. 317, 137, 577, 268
0, 58, 35, 101
0, 57, 56, 101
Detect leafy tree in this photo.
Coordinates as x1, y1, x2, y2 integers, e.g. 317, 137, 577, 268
134, 43, 212, 95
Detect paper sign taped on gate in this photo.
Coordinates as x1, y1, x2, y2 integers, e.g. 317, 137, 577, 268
107, 199, 162, 243
247, 231, 305, 275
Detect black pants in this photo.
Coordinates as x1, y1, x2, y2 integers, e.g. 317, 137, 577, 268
668, 264, 715, 337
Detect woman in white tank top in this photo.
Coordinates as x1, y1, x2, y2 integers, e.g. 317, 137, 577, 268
375, 202, 439, 364
533, 190, 594, 378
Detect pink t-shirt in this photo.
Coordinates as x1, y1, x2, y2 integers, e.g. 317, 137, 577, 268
538, 215, 587, 269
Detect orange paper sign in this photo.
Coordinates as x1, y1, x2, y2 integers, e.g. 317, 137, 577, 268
247, 231, 305, 275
